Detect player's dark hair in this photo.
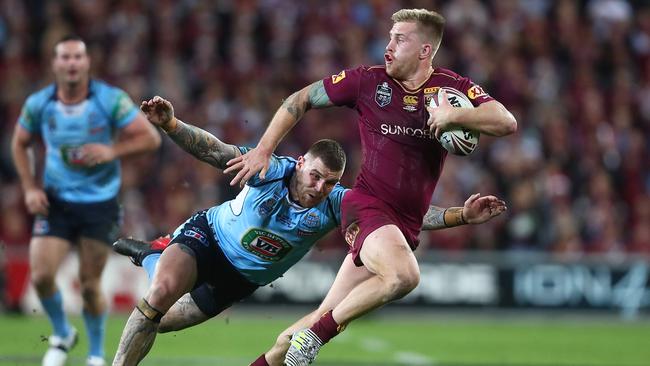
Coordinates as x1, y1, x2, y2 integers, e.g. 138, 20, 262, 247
306, 139, 346, 172
54, 34, 87, 55
392, 9, 445, 55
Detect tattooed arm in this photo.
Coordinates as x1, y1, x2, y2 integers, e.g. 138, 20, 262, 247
140, 96, 240, 170
421, 193, 508, 230
223, 80, 334, 186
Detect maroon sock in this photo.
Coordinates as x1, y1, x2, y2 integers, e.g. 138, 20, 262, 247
249, 353, 269, 366
308, 310, 343, 344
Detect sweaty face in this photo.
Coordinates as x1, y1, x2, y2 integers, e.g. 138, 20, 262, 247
385, 22, 423, 80
52, 41, 90, 86
292, 155, 343, 208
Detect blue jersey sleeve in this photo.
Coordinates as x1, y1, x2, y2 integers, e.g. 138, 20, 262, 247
238, 146, 296, 186
17, 87, 54, 134
93, 81, 139, 129
327, 184, 348, 225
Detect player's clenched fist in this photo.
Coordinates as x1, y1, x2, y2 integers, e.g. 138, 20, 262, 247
140, 96, 178, 133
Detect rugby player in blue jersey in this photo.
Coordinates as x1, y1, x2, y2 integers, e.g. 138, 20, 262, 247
111, 96, 506, 366
11, 35, 161, 366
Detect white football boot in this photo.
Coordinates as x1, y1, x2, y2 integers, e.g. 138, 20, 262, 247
284, 329, 323, 366
42, 327, 78, 366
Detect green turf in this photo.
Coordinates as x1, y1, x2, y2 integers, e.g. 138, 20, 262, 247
0, 311, 648, 365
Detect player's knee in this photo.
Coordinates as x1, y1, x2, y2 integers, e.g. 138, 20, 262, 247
384, 270, 419, 299
31, 271, 55, 294
79, 279, 102, 303
146, 278, 178, 310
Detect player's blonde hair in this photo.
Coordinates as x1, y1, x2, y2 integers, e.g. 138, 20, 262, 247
391, 9, 445, 55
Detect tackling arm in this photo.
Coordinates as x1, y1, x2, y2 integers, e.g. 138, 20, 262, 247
165, 118, 241, 170
421, 193, 507, 230
223, 80, 334, 185
257, 80, 334, 153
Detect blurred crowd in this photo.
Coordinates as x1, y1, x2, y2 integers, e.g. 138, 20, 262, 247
1, 0, 649, 261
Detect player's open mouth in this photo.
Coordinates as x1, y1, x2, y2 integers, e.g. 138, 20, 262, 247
385, 53, 393, 64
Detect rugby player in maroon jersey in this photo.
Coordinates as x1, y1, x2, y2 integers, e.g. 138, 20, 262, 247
227, 8, 517, 366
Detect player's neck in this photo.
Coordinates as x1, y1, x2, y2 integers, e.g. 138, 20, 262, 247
57, 80, 89, 104
400, 65, 434, 90
288, 175, 303, 207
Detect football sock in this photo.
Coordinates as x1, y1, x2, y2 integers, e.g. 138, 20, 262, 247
40, 290, 71, 338
309, 310, 342, 344
250, 354, 270, 366
142, 253, 161, 281
83, 309, 107, 357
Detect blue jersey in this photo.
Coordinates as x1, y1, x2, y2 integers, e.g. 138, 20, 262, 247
18, 80, 139, 203
205, 149, 347, 285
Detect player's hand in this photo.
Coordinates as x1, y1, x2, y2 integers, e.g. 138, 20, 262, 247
79, 143, 116, 166
224, 146, 272, 187
140, 96, 176, 131
462, 193, 507, 224
24, 187, 49, 215
426, 89, 456, 139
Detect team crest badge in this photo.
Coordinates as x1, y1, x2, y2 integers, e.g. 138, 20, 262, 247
375, 82, 392, 107
258, 198, 277, 216
301, 212, 320, 229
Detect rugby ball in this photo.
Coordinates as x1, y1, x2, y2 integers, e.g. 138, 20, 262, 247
429, 87, 480, 156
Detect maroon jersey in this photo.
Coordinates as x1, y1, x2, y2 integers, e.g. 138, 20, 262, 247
323, 66, 494, 245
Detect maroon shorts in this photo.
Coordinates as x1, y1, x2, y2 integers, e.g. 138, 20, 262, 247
340, 189, 420, 266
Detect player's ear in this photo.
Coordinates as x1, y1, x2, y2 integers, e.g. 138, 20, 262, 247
296, 155, 305, 169
420, 43, 432, 60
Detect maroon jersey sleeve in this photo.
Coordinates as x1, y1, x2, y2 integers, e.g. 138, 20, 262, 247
434, 68, 494, 107
322, 66, 364, 107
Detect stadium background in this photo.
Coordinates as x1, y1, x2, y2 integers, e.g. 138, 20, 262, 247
0, 0, 649, 365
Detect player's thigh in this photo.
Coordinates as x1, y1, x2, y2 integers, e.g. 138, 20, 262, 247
359, 224, 419, 280
29, 236, 71, 280
159, 293, 211, 333
78, 237, 111, 281
317, 253, 374, 313
146, 243, 198, 311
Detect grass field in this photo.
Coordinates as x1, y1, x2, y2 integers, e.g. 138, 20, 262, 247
0, 310, 648, 366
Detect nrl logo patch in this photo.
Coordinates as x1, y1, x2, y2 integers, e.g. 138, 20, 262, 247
424, 87, 440, 106
467, 85, 488, 99
331, 70, 346, 84
375, 82, 392, 107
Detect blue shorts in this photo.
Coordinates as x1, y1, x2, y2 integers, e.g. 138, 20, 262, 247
171, 210, 258, 317
32, 194, 121, 245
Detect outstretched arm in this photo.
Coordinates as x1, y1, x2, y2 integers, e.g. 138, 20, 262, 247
140, 96, 240, 170
422, 193, 507, 230
224, 80, 334, 186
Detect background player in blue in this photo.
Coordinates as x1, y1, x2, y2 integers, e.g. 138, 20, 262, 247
10, 35, 161, 366
111, 96, 507, 365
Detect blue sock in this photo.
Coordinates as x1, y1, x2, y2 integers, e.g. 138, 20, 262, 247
82, 310, 107, 358
142, 253, 161, 281
40, 290, 71, 338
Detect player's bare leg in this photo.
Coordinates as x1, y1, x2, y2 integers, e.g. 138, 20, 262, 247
285, 225, 419, 365
261, 255, 373, 366
31, 236, 79, 366
79, 237, 111, 366
158, 293, 211, 333
333, 225, 419, 321
113, 244, 197, 366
